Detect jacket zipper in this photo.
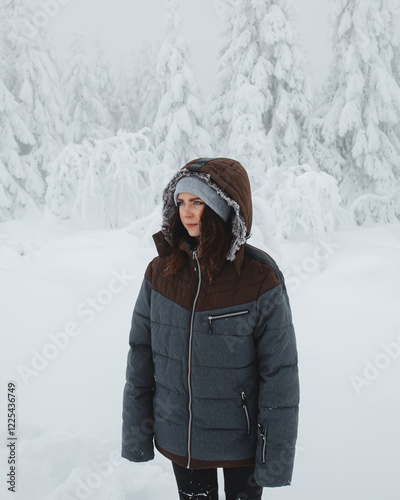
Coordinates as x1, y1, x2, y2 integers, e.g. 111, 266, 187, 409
208, 310, 249, 334
241, 391, 250, 435
187, 250, 201, 469
258, 423, 267, 464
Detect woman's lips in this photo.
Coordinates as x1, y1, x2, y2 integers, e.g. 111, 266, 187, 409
186, 224, 197, 228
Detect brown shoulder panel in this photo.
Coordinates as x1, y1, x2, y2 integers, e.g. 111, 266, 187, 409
146, 256, 198, 311
146, 252, 281, 312
196, 256, 280, 310
258, 266, 280, 296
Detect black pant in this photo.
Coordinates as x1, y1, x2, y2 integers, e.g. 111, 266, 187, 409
172, 461, 263, 500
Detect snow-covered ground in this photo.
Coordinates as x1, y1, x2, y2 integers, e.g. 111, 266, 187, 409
1, 218, 399, 500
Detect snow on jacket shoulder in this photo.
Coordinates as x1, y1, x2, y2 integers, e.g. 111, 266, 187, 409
121, 158, 300, 487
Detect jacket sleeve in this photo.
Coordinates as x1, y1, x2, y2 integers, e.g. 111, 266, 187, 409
253, 270, 299, 487
121, 268, 155, 462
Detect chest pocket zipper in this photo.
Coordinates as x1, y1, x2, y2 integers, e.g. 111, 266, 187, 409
208, 310, 249, 335
241, 391, 251, 435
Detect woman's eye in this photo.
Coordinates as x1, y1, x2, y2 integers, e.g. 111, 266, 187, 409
194, 201, 204, 205
177, 201, 183, 206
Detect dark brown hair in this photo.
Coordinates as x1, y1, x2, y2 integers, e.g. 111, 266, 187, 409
163, 204, 232, 283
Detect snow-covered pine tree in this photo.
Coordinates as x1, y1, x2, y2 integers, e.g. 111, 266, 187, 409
93, 35, 117, 134
388, 0, 400, 173
0, 80, 42, 221
211, 0, 274, 184
63, 31, 114, 144
45, 129, 174, 228
0, 0, 67, 181
208, 0, 236, 148
112, 41, 161, 134
252, 163, 347, 244
209, 0, 315, 186
0, 6, 13, 91
111, 54, 137, 133
133, 40, 162, 131
153, 0, 214, 168
264, 0, 316, 168
314, 0, 400, 206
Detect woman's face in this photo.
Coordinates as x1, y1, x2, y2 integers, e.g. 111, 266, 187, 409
177, 192, 205, 239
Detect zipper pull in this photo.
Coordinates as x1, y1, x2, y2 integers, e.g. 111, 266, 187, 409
258, 423, 267, 464
208, 316, 213, 334
241, 392, 250, 435
192, 250, 197, 272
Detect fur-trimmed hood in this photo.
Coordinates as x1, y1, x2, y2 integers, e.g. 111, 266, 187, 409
153, 158, 252, 268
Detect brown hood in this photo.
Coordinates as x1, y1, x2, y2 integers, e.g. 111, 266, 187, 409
154, 158, 252, 270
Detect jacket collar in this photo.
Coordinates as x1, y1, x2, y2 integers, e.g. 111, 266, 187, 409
152, 230, 172, 258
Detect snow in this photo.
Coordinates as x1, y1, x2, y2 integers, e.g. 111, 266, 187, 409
1, 217, 399, 499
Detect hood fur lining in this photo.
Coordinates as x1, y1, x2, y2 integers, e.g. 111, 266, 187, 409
161, 170, 247, 261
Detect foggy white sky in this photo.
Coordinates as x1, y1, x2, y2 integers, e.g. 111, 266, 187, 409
47, 0, 331, 98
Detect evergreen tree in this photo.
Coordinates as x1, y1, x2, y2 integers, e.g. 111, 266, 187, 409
112, 54, 137, 133
208, 0, 236, 147
388, 0, 400, 163
92, 35, 117, 134
63, 31, 113, 144
46, 130, 174, 228
0, 0, 67, 176
253, 163, 347, 244
133, 40, 162, 131
314, 0, 400, 205
0, 80, 42, 221
210, 0, 315, 185
153, 0, 213, 168
112, 42, 160, 134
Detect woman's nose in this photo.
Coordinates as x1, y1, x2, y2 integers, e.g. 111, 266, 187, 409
182, 205, 193, 217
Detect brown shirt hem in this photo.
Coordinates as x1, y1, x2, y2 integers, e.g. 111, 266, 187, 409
155, 441, 255, 469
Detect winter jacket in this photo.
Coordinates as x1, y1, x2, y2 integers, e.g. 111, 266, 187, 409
121, 158, 299, 487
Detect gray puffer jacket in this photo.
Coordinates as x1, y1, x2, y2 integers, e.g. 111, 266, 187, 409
122, 158, 300, 487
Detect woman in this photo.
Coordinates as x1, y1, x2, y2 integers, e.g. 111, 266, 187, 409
122, 158, 299, 500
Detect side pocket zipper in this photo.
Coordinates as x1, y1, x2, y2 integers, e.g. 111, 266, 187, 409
208, 310, 249, 334
258, 423, 267, 464
241, 391, 250, 435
